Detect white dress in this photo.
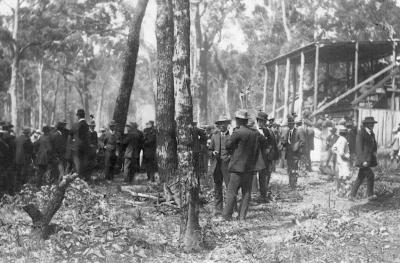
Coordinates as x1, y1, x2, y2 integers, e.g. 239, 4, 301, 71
331, 136, 351, 179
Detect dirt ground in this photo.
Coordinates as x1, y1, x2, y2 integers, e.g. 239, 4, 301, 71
1, 164, 400, 263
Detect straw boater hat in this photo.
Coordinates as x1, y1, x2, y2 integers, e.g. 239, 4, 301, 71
215, 115, 231, 124
337, 125, 347, 133
235, 109, 249, 120
256, 111, 268, 121
362, 116, 377, 124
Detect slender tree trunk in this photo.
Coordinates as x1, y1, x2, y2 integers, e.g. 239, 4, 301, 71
38, 60, 44, 129
214, 50, 229, 117
174, 0, 201, 252
51, 76, 60, 124
64, 83, 68, 122
280, 0, 292, 42
8, 0, 19, 130
156, 0, 177, 185
112, 0, 149, 135
96, 80, 107, 129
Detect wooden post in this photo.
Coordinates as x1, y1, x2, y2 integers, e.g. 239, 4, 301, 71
391, 41, 397, 110
354, 42, 359, 100
272, 63, 279, 117
283, 57, 290, 118
299, 51, 305, 119
290, 63, 296, 114
313, 44, 319, 112
262, 66, 268, 112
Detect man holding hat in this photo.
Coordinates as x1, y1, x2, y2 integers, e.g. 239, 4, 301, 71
123, 122, 144, 183
350, 116, 378, 201
70, 109, 90, 182
209, 115, 231, 215
283, 115, 306, 189
256, 111, 279, 201
14, 127, 33, 193
222, 109, 266, 220
104, 120, 118, 181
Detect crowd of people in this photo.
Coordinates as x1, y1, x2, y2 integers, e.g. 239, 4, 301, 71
0, 109, 158, 195
0, 107, 381, 221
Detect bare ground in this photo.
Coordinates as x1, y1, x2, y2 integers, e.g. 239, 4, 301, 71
1, 164, 400, 262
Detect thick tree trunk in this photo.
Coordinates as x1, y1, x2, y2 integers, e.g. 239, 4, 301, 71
96, 80, 106, 129
156, 0, 177, 185
23, 173, 78, 239
51, 76, 60, 124
112, 0, 149, 135
174, 0, 201, 251
8, 0, 19, 130
37, 60, 44, 129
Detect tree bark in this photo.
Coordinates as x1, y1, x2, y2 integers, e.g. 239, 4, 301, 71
37, 60, 44, 129
8, 0, 20, 130
156, 0, 177, 185
23, 173, 78, 239
51, 75, 61, 124
174, 0, 201, 252
213, 50, 229, 117
112, 0, 149, 135
280, 0, 292, 42
96, 80, 107, 129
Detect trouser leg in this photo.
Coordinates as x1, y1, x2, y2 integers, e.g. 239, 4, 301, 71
258, 168, 267, 198
222, 173, 241, 220
213, 163, 224, 214
326, 150, 332, 166
238, 173, 254, 220
350, 168, 367, 197
287, 157, 299, 189
364, 167, 375, 197
124, 158, 132, 182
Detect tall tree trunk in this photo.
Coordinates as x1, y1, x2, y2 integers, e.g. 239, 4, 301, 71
21, 74, 25, 127
174, 0, 201, 252
64, 83, 68, 122
280, 0, 292, 42
112, 0, 149, 135
156, 0, 177, 185
214, 50, 229, 117
8, 0, 19, 130
51, 75, 61, 124
37, 60, 44, 129
96, 80, 107, 129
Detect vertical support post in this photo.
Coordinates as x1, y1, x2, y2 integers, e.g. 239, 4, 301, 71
272, 63, 278, 117
391, 41, 397, 110
283, 57, 290, 118
262, 66, 268, 112
299, 51, 305, 119
313, 44, 319, 112
354, 41, 359, 99
290, 63, 296, 114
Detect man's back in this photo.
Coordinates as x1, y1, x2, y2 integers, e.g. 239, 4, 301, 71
15, 135, 33, 165
70, 120, 89, 154
124, 130, 143, 159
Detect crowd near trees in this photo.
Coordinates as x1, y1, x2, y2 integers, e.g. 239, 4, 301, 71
2, 0, 400, 251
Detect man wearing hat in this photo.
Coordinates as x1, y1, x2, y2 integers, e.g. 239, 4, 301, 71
2, 122, 16, 193
222, 110, 266, 221
51, 121, 69, 179
209, 115, 231, 215
283, 115, 306, 189
104, 120, 118, 181
123, 122, 143, 183
14, 127, 33, 193
326, 126, 339, 170
350, 116, 378, 201
303, 119, 315, 172
70, 109, 90, 181
143, 121, 157, 182
88, 120, 98, 175
256, 111, 279, 201
35, 126, 54, 186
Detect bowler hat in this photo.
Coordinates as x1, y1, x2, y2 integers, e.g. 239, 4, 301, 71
256, 111, 268, 121
76, 109, 85, 116
109, 120, 116, 127
362, 116, 377, 124
215, 115, 231, 124
235, 109, 249, 120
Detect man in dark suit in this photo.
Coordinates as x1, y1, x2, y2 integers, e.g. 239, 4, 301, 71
123, 122, 143, 183
70, 109, 90, 181
3, 122, 16, 194
14, 127, 33, 192
143, 121, 157, 182
104, 120, 118, 181
350, 117, 378, 201
87, 120, 98, 174
256, 111, 279, 201
283, 115, 306, 189
51, 121, 69, 180
209, 115, 231, 215
35, 126, 53, 186
222, 110, 266, 221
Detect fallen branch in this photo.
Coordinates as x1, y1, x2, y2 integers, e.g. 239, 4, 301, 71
121, 188, 165, 202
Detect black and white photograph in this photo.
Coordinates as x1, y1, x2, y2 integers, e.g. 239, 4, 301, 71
1, 0, 400, 262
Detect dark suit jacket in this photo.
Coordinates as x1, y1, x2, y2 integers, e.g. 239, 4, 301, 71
123, 130, 144, 159
70, 119, 89, 155
35, 134, 53, 165
143, 127, 156, 159
355, 126, 377, 167
226, 125, 266, 173
260, 127, 279, 161
209, 130, 230, 175
283, 127, 306, 160
15, 134, 33, 165
51, 130, 68, 159
104, 131, 118, 152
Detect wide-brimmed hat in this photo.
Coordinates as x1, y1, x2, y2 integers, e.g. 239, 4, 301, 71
109, 120, 116, 127
215, 115, 231, 124
362, 116, 377, 124
256, 111, 268, 121
268, 118, 275, 123
235, 109, 249, 120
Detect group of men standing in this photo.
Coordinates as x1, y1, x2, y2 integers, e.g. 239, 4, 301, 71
0, 109, 158, 196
